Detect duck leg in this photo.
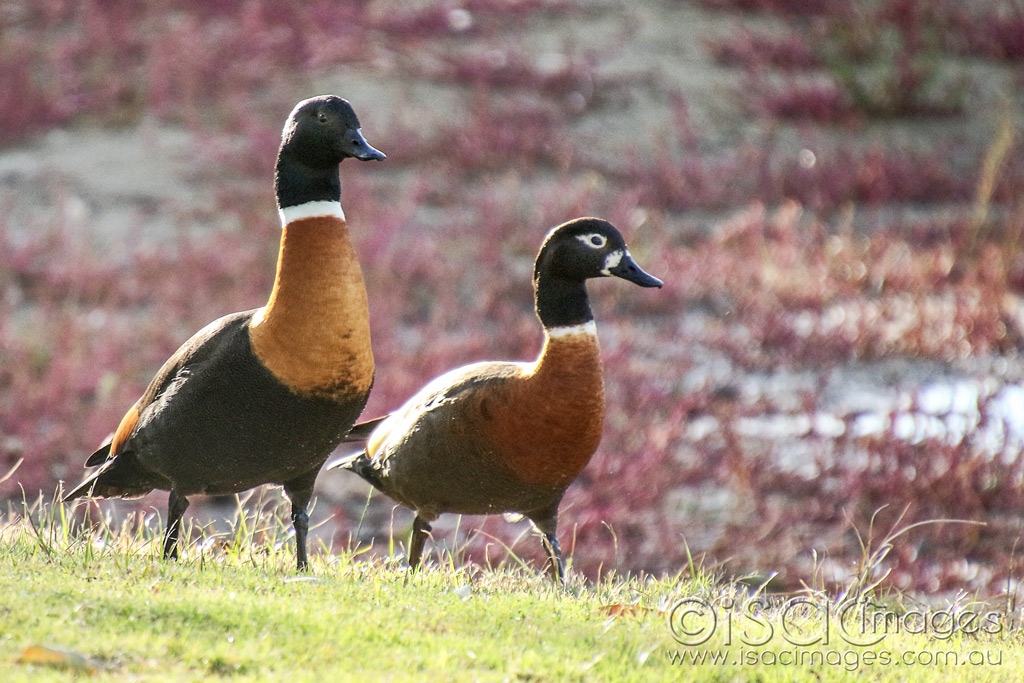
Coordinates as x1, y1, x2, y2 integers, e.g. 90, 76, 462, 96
163, 490, 190, 560
529, 505, 565, 583
540, 532, 565, 584
283, 471, 318, 572
407, 515, 432, 571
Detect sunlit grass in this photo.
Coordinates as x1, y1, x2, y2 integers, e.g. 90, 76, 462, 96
3, 496, 1023, 681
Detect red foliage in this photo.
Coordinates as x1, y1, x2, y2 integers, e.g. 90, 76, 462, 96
696, 0, 837, 16
706, 27, 820, 71
950, 2, 1024, 62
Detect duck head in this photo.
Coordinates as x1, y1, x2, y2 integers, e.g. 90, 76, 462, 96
532, 217, 662, 329
534, 217, 663, 289
275, 95, 385, 210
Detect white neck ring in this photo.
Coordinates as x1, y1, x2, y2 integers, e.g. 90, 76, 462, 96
546, 320, 598, 339
278, 200, 346, 227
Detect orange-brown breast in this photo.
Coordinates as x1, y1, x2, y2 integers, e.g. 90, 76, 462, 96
483, 331, 604, 487
249, 216, 374, 399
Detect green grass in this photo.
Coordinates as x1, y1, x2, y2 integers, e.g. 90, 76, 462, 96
0, 495, 1022, 681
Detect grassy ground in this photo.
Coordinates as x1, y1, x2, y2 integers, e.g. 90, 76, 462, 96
1, 498, 1021, 681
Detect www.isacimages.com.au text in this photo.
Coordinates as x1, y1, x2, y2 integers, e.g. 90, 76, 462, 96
666, 647, 1003, 671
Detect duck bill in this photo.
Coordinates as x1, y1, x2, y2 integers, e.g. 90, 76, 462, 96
352, 129, 386, 161
606, 251, 663, 288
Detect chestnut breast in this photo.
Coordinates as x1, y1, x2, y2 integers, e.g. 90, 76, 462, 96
482, 329, 604, 488
249, 215, 374, 399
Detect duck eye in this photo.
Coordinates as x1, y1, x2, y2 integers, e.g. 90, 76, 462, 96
317, 112, 328, 123
577, 233, 607, 249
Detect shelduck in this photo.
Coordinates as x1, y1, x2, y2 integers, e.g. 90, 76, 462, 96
65, 95, 385, 570
330, 217, 662, 581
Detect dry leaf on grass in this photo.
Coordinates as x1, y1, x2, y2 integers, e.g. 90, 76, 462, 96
16, 644, 99, 675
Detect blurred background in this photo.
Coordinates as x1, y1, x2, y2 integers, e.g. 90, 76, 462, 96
2, 0, 1024, 597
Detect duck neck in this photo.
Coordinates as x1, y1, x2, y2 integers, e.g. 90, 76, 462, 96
529, 272, 603, 391
249, 200, 374, 399
275, 153, 342, 209
534, 273, 594, 331
531, 270, 601, 370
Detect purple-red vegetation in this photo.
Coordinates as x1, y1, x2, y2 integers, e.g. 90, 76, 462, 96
696, 0, 836, 16
746, 77, 858, 124
951, 2, 1024, 63
3, 0, 1024, 597
708, 0, 967, 121
612, 133, 971, 214
440, 94, 577, 172
705, 28, 819, 71
689, 394, 1024, 595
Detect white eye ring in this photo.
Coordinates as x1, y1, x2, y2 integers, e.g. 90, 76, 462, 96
577, 233, 607, 249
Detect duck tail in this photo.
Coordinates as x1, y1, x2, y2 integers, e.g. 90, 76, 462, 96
62, 452, 158, 502
339, 415, 388, 443
325, 448, 388, 492
325, 449, 367, 473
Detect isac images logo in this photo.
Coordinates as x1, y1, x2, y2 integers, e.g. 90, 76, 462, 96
666, 596, 1004, 671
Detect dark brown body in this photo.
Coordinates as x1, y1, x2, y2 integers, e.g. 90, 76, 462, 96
359, 329, 603, 521
78, 309, 369, 500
